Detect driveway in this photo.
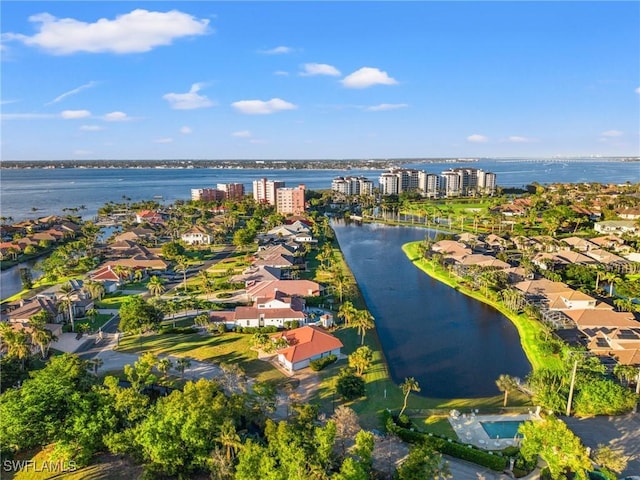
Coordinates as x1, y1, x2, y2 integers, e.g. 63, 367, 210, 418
564, 414, 640, 477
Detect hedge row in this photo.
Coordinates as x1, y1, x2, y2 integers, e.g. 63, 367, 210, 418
383, 411, 508, 472
310, 354, 337, 371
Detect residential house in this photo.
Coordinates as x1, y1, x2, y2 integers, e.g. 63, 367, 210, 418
3, 295, 64, 324
271, 325, 343, 372
594, 220, 638, 235
234, 291, 306, 328
246, 280, 323, 301
181, 225, 213, 245
135, 210, 165, 225
232, 266, 282, 286
561, 237, 597, 252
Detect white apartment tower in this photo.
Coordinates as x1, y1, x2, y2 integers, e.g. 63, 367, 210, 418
253, 178, 285, 205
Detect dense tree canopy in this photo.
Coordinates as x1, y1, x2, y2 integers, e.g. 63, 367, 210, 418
118, 296, 163, 333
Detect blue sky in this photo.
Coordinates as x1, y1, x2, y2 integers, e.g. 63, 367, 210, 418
1, 1, 639, 160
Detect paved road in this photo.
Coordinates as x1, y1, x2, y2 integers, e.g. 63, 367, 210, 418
564, 414, 640, 476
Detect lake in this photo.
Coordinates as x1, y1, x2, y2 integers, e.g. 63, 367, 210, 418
332, 220, 531, 398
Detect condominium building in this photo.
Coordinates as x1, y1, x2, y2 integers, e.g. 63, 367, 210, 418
378, 172, 400, 195
418, 172, 440, 198
253, 178, 285, 205
477, 171, 497, 195
440, 170, 462, 197
331, 176, 375, 196
191, 188, 225, 202
217, 183, 245, 200
276, 184, 306, 215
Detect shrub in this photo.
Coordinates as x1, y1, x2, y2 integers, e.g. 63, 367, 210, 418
310, 354, 337, 371
336, 368, 365, 400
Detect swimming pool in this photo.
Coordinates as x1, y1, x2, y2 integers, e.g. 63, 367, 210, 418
480, 420, 523, 439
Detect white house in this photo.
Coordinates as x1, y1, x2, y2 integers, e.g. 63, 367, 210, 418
272, 325, 343, 372
181, 226, 213, 245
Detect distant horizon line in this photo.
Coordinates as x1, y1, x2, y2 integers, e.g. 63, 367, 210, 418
3, 156, 639, 163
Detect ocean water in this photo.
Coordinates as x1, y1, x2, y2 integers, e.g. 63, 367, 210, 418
0, 159, 638, 222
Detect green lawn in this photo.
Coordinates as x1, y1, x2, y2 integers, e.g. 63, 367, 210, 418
115, 331, 287, 386
75, 313, 112, 333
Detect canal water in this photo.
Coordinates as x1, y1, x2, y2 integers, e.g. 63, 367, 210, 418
332, 220, 531, 398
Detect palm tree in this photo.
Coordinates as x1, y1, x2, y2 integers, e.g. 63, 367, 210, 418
84, 280, 106, 301
216, 419, 242, 461
399, 377, 421, 417
352, 309, 374, 346
157, 358, 173, 379
147, 275, 166, 297
348, 346, 373, 376
199, 270, 214, 295
337, 301, 357, 326
29, 313, 57, 359
175, 256, 190, 293
3, 329, 31, 370
133, 268, 144, 283
495, 374, 519, 407
176, 357, 192, 379
601, 271, 620, 297
58, 282, 76, 332
613, 364, 638, 387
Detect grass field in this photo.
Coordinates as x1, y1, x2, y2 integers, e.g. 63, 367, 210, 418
116, 331, 287, 386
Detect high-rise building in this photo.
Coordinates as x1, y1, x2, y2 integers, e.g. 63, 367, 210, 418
331, 176, 374, 196
253, 178, 285, 205
191, 188, 225, 202
378, 172, 400, 195
418, 172, 440, 198
477, 171, 497, 195
217, 183, 245, 200
276, 184, 306, 215
440, 171, 462, 197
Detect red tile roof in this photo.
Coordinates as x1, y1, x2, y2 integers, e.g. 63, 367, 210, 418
272, 326, 343, 364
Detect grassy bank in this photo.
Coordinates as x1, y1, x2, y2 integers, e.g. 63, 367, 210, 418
402, 241, 563, 372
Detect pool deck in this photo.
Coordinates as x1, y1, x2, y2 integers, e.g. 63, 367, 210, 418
448, 412, 539, 450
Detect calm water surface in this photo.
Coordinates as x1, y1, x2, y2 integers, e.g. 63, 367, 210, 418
333, 220, 531, 398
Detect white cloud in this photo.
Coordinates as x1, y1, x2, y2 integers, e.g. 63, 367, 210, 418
341, 67, 398, 89
467, 134, 489, 143
259, 46, 293, 55
232, 130, 252, 138
365, 103, 408, 112
154, 137, 173, 144
299, 63, 341, 77
103, 111, 131, 122
60, 109, 91, 119
180, 126, 192, 134
274, 71, 289, 76
601, 130, 623, 137
0, 99, 21, 106
5, 10, 210, 54
1, 113, 56, 120
231, 98, 297, 115
163, 83, 214, 110
46, 81, 97, 105
635, 86, 640, 94
80, 124, 104, 131
506, 135, 535, 143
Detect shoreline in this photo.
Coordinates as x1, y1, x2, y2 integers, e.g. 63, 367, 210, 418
401, 241, 562, 372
